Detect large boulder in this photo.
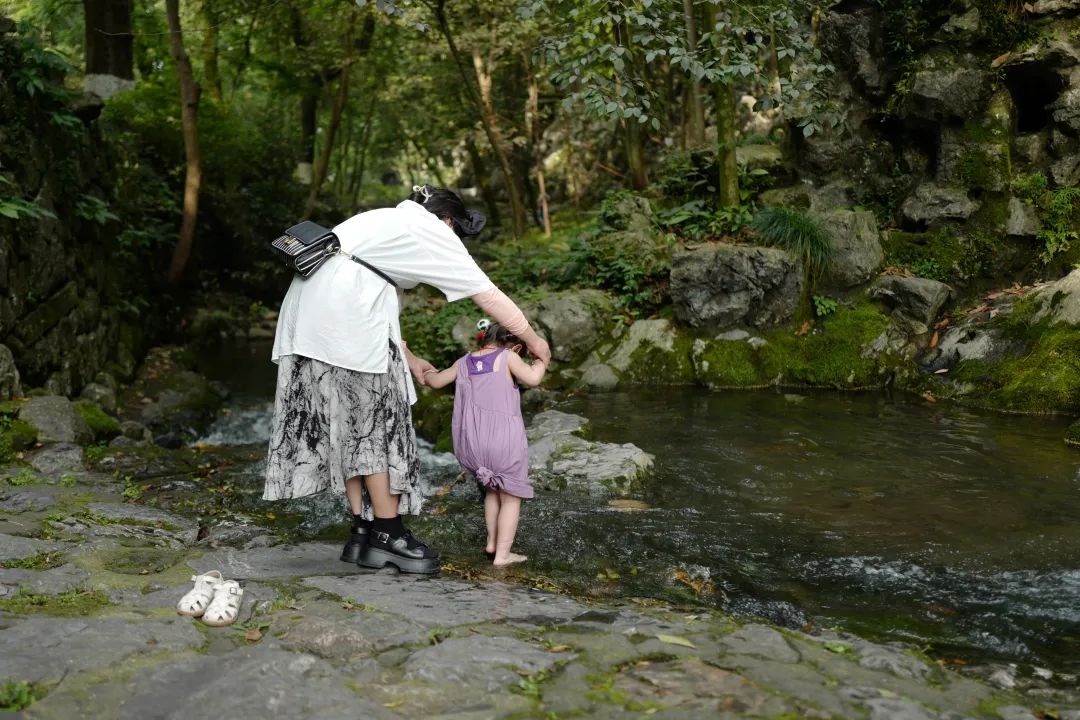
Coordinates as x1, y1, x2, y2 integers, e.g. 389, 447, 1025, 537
1031, 0, 1080, 15
599, 192, 653, 232
902, 50, 991, 122
1006, 198, 1042, 239
920, 326, 1013, 372
670, 244, 803, 329
0, 344, 21, 399
18, 395, 92, 445
870, 276, 952, 330
818, 209, 884, 288
528, 290, 614, 363
819, 3, 890, 100
1031, 268, 1080, 325
900, 183, 980, 226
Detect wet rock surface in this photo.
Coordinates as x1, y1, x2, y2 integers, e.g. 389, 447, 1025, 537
0, 417, 1072, 719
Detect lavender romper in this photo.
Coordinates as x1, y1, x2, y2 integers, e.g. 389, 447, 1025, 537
451, 348, 534, 499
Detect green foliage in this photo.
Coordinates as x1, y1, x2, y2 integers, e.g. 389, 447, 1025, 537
75, 195, 119, 225
0, 681, 46, 712
883, 228, 997, 282
813, 295, 838, 317
0, 176, 55, 221
0, 417, 37, 464
751, 207, 833, 279
1012, 174, 1080, 265
399, 300, 476, 370
0, 589, 111, 616
0, 551, 65, 570
569, 230, 672, 314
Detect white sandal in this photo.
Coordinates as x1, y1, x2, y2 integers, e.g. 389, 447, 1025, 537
201, 580, 244, 627
176, 571, 223, 617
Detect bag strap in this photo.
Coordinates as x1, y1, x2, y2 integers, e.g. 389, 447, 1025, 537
341, 251, 399, 289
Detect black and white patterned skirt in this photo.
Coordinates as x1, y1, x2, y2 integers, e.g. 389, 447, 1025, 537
263, 342, 421, 518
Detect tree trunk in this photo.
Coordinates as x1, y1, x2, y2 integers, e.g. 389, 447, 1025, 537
165, 0, 202, 285
296, 90, 317, 185
201, 0, 223, 102
622, 119, 648, 190
83, 0, 134, 98
303, 64, 350, 219
682, 0, 705, 146
432, 0, 526, 237
525, 63, 550, 236
715, 79, 739, 207
466, 137, 501, 229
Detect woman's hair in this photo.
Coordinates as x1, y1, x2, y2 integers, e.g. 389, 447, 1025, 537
408, 184, 486, 238
476, 319, 521, 348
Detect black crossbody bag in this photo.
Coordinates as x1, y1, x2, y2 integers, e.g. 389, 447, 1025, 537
269, 220, 398, 287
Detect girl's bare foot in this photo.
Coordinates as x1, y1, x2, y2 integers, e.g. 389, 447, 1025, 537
493, 552, 527, 567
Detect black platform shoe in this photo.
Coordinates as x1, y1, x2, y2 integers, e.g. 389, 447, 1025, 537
356, 528, 440, 574
339, 519, 371, 563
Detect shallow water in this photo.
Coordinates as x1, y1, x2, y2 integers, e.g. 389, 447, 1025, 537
193, 342, 1080, 674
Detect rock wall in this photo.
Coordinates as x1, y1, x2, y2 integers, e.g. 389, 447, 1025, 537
0, 20, 145, 397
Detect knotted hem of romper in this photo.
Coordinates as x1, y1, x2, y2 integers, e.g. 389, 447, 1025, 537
475, 466, 507, 491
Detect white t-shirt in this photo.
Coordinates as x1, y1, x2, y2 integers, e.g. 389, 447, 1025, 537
272, 200, 495, 403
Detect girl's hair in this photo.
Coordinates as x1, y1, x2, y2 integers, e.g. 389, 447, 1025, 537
476, 320, 521, 348
408, 184, 486, 238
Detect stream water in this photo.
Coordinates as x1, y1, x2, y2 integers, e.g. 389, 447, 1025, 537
194, 341, 1080, 678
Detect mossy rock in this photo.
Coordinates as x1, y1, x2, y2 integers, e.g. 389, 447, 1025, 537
412, 389, 453, 453
0, 418, 37, 463
606, 320, 695, 385
759, 302, 893, 388
691, 338, 769, 388
73, 399, 120, 442
1066, 419, 1080, 447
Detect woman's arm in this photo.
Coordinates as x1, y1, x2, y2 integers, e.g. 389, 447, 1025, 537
471, 287, 552, 364
424, 360, 459, 390
506, 352, 546, 388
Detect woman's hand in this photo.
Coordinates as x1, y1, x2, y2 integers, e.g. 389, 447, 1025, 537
403, 342, 437, 385
527, 336, 552, 365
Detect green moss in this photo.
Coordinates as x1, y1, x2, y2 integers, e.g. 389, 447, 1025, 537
973, 327, 1080, 412
692, 339, 768, 388
883, 227, 997, 283
758, 303, 892, 387
73, 399, 121, 442
0, 589, 111, 616
0, 551, 65, 570
0, 680, 47, 712
620, 334, 695, 385
0, 418, 37, 462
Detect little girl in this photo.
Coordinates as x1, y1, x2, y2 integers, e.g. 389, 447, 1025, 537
425, 320, 546, 566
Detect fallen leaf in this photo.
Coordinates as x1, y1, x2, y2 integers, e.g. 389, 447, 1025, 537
934, 368, 948, 374
928, 330, 939, 349
922, 392, 937, 403
548, 644, 572, 653
657, 634, 696, 649
823, 641, 852, 655
991, 51, 1011, 68
383, 700, 405, 709
244, 627, 263, 643
796, 320, 813, 337
1023, 2, 1034, 10
265, 512, 276, 520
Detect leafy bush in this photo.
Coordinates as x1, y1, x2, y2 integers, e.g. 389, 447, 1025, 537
751, 207, 833, 280
0, 681, 45, 712
813, 295, 838, 317
1013, 174, 1080, 265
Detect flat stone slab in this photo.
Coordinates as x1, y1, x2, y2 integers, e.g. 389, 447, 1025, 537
304, 573, 588, 628
189, 543, 366, 580
720, 624, 801, 663
109, 581, 278, 625
613, 657, 794, 716
0, 617, 203, 683
30, 645, 401, 720
0, 533, 61, 562
283, 606, 429, 659
50, 503, 198, 548
405, 635, 564, 692
28, 443, 85, 475
86, 502, 197, 531
0, 489, 57, 513
0, 563, 88, 597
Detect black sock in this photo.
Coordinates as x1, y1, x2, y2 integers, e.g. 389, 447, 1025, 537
352, 514, 369, 530
372, 515, 404, 537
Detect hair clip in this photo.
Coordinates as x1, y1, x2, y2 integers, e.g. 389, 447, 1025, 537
476, 318, 491, 332
411, 184, 432, 202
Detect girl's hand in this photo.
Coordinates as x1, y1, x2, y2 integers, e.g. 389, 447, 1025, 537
404, 344, 437, 385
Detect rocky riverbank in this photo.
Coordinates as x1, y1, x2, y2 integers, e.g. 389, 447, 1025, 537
2, 456, 1076, 719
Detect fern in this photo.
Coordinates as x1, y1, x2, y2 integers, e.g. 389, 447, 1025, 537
751, 206, 833, 280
